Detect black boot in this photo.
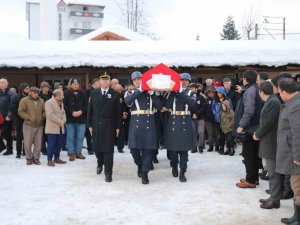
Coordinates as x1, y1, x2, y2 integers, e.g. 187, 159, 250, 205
223, 148, 230, 155
198, 146, 203, 154
295, 204, 300, 224
172, 166, 178, 177
215, 146, 220, 152
153, 155, 159, 164
229, 148, 235, 156
150, 162, 154, 170
179, 169, 187, 182
281, 201, 296, 224
105, 172, 112, 182
16, 154, 21, 159
137, 165, 142, 178
141, 171, 149, 184
3, 149, 13, 156
96, 165, 103, 174
218, 146, 224, 155
191, 147, 197, 153
207, 145, 213, 152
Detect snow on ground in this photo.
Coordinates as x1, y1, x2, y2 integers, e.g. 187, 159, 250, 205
0, 145, 293, 225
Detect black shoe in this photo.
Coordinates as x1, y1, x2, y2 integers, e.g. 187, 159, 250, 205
198, 146, 203, 153
215, 146, 220, 152
105, 175, 112, 182
191, 148, 197, 153
207, 146, 213, 152
281, 190, 294, 200
218, 147, 224, 155
62, 147, 68, 151
16, 154, 21, 159
179, 169, 187, 182
229, 148, 235, 156
88, 151, 94, 155
259, 198, 271, 204
0, 145, 5, 153
3, 150, 13, 156
281, 202, 296, 224
96, 165, 103, 175
118, 149, 124, 153
137, 165, 142, 178
260, 201, 280, 209
153, 156, 159, 164
172, 166, 178, 177
42, 151, 47, 156
223, 148, 230, 155
141, 172, 149, 184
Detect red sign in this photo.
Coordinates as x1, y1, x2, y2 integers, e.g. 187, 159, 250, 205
141, 63, 181, 91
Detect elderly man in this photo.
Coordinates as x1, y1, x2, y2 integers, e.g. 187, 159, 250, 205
253, 81, 281, 209
0, 78, 13, 155
223, 78, 240, 110
18, 87, 45, 165
276, 78, 300, 224
45, 89, 67, 167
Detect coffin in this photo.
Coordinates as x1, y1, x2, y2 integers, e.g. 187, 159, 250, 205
141, 63, 181, 91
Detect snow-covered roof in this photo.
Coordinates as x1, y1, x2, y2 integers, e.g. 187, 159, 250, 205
0, 40, 300, 69
26, 0, 105, 7
76, 25, 151, 41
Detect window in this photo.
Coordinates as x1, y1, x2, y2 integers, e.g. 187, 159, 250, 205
82, 21, 91, 29
83, 6, 89, 11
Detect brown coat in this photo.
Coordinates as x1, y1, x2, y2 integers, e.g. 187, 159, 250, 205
45, 96, 66, 134
220, 100, 234, 134
18, 95, 45, 128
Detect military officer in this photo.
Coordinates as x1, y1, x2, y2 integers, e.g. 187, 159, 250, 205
164, 81, 196, 182
87, 73, 122, 182
124, 71, 163, 184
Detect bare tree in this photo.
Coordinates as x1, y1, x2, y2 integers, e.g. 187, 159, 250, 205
242, 6, 260, 40
113, 0, 148, 33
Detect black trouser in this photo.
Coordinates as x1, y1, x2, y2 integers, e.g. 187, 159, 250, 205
170, 151, 189, 171
242, 137, 259, 184
85, 128, 92, 152
0, 121, 13, 151
117, 123, 126, 151
41, 129, 47, 154
130, 148, 153, 173
225, 132, 234, 148
96, 152, 114, 175
16, 121, 24, 155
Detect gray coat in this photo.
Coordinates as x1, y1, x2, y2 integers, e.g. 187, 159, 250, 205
255, 95, 281, 159
276, 93, 300, 175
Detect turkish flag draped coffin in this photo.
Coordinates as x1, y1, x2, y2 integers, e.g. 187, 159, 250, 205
141, 63, 181, 91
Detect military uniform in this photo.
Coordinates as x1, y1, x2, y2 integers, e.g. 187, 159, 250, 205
164, 91, 196, 182
87, 87, 122, 182
124, 89, 163, 183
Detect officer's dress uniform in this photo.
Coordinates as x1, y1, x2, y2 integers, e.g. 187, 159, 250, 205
124, 89, 163, 184
87, 88, 122, 182
164, 91, 196, 182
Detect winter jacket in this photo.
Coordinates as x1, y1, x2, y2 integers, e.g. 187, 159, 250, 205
18, 95, 45, 128
191, 92, 206, 120
204, 97, 214, 122
0, 88, 12, 118
10, 83, 29, 123
220, 100, 234, 134
45, 96, 66, 134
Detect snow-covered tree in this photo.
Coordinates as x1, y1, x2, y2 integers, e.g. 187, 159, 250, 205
220, 16, 241, 40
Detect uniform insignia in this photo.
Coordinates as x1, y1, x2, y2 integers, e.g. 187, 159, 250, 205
88, 97, 91, 102
107, 94, 111, 98
197, 100, 200, 104
120, 98, 123, 103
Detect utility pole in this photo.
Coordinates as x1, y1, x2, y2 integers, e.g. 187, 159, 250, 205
254, 24, 258, 40
283, 17, 286, 40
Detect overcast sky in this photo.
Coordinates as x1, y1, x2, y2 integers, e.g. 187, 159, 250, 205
1, 0, 300, 40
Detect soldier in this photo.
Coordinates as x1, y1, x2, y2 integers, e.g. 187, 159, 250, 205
124, 71, 163, 184
87, 73, 122, 182
164, 81, 196, 182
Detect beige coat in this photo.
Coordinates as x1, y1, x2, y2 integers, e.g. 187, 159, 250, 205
45, 96, 66, 134
220, 100, 234, 134
18, 95, 45, 128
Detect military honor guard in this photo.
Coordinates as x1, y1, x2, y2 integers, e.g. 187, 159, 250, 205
164, 75, 196, 182
87, 73, 122, 182
124, 71, 163, 184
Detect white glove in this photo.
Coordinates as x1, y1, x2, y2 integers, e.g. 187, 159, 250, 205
179, 82, 183, 93
148, 90, 154, 95
155, 91, 160, 96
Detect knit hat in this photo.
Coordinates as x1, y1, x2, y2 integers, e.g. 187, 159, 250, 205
53, 82, 63, 90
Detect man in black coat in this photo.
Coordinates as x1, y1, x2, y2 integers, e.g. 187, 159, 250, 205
10, 83, 29, 158
253, 81, 282, 209
87, 73, 122, 182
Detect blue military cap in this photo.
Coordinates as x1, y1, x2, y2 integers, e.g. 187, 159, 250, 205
180, 73, 191, 81
131, 71, 142, 80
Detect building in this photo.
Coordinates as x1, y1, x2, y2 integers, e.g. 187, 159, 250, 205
26, 0, 105, 40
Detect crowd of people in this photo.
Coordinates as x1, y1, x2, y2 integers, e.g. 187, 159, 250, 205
1, 71, 300, 224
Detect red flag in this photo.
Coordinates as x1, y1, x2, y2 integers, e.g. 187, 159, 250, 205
141, 63, 181, 91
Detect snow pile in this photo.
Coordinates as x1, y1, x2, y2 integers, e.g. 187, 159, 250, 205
0, 145, 293, 225
76, 25, 151, 41
0, 40, 300, 69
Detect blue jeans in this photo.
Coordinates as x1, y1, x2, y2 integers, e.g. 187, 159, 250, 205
66, 123, 86, 155
47, 134, 64, 161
